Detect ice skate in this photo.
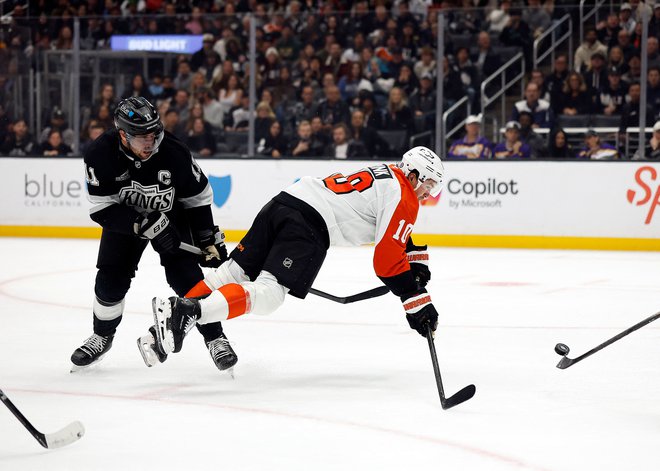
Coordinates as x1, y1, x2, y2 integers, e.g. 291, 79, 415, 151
70, 334, 113, 372
205, 333, 238, 376
137, 326, 168, 367
152, 296, 201, 355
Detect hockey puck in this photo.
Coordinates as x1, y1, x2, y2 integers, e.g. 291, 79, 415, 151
554, 343, 570, 356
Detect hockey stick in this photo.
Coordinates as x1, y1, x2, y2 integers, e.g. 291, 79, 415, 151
425, 324, 476, 410
0, 389, 85, 449
179, 242, 391, 304
308, 286, 390, 304
554, 311, 660, 369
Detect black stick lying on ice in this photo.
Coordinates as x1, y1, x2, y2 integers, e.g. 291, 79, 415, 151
554, 311, 660, 369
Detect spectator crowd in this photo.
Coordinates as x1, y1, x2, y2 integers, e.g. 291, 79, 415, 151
0, 0, 659, 160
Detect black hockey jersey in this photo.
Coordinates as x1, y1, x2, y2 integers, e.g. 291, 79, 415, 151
83, 129, 214, 235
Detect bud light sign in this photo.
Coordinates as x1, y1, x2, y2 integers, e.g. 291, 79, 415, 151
110, 35, 203, 54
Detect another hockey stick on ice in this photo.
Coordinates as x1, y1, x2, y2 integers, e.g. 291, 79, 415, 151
0, 389, 84, 449
179, 242, 391, 304
425, 324, 476, 410
554, 311, 660, 369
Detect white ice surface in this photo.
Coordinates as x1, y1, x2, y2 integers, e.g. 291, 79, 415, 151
1, 238, 659, 471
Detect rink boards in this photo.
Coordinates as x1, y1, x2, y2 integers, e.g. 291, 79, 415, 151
0, 158, 658, 251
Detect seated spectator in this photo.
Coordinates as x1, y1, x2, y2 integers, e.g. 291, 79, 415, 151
530, 69, 550, 102
512, 82, 553, 128
500, 8, 533, 68
383, 86, 415, 135
217, 75, 244, 117
447, 114, 493, 160
311, 116, 332, 149
472, 31, 501, 81
338, 62, 371, 104
583, 52, 608, 93
255, 101, 276, 142
493, 121, 531, 159
577, 129, 620, 159
288, 120, 324, 157
2, 118, 36, 156
317, 85, 351, 133
290, 85, 317, 131
597, 13, 621, 48
40, 109, 75, 148
547, 128, 576, 159
94, 104, 114, 130
39, 129, 72, 156
324, 123, 368, 159
574, 27, 608, 73
163, 109, 186, 141
272, 67, 297, 107
619, 3, 636, 34
80, 122, 106, 155
394, 64, 418, 99
443, 56, 467, 107
348, 110, 389, 158
558, 72, 593, 116
619, 81, 655, 135
123, 73, 152, 102
225, 95, 251, 131
453, 47, 478, 106
199, 53, 223, 86
185, 117, 216, 157
608, 46, 629, 76
148, 74, 166, 102
646, 37, 660, 70
185, 102, 212, 135
414, 46, 436, 82
191, 33, 220, 71
545, 54, 569, 109
157, 75, 177, 103
171, 89, 191, 124
258, 120, 288, 158
518, 111, 547, 158
359, 91, 384, 130
523, 0, 551, 38
647, 67, 660, 115
409, 73, 437, 122
199, 88, 224, 129
173, 60, 193, 93
616, 30, 638, 64
598, 66, 629, 115
488, 0, 511, 33
632, 120, 660, 160
92, 83, 116, 118
622, 54, 642, 83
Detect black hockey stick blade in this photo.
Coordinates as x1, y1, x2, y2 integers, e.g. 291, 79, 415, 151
425, 324, 476, 410
555, 311, 660, 369
0, 389, 85, 448
180, 241, 390, 305
309, 286, 390, 304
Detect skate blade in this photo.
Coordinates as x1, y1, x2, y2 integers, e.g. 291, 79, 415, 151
137, 334, 158, 368
152, 297, 174, 355
70, 353, 106, 373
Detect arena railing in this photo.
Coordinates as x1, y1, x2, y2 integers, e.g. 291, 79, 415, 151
480, 52, 525, 136
533, 14, 573, 71
579, 0, 607, 45
441, 96, 471, 158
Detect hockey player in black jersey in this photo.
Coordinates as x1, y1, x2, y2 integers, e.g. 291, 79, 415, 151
71, 96, 237, 372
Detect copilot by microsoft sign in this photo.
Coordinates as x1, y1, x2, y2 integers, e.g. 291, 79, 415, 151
445, 177, 519, 209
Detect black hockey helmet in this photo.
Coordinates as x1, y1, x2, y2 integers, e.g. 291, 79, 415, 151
115, 97, 164, 158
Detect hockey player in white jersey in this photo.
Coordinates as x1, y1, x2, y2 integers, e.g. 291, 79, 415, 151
146, 146, 444, 358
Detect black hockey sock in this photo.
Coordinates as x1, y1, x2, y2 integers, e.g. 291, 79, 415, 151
196, 321, 224, 342
93, 315, 122, 337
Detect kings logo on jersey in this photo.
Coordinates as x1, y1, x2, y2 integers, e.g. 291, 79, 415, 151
119, 181, 174, 212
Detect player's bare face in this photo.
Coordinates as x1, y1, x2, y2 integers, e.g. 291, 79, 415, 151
130, 133, 157, 160
415, 178, 439, 201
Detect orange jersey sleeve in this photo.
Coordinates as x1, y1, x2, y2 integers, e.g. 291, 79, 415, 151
373, 166, 420, 279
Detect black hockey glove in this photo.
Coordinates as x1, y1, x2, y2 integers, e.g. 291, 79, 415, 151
134, 211, 181, 254
197, 226, 228, 268
402, 290, 438, 338
406, 243, 431, 289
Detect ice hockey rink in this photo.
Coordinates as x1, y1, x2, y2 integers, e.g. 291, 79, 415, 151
0, 237, 659, 471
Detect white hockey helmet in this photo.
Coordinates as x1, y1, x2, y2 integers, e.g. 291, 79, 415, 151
397, 146, 445, 197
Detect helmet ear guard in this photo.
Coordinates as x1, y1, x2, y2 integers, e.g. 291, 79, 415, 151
398, 146, 445, 196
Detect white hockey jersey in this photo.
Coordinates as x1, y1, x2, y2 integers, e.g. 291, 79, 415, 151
284, 163, 420, 280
